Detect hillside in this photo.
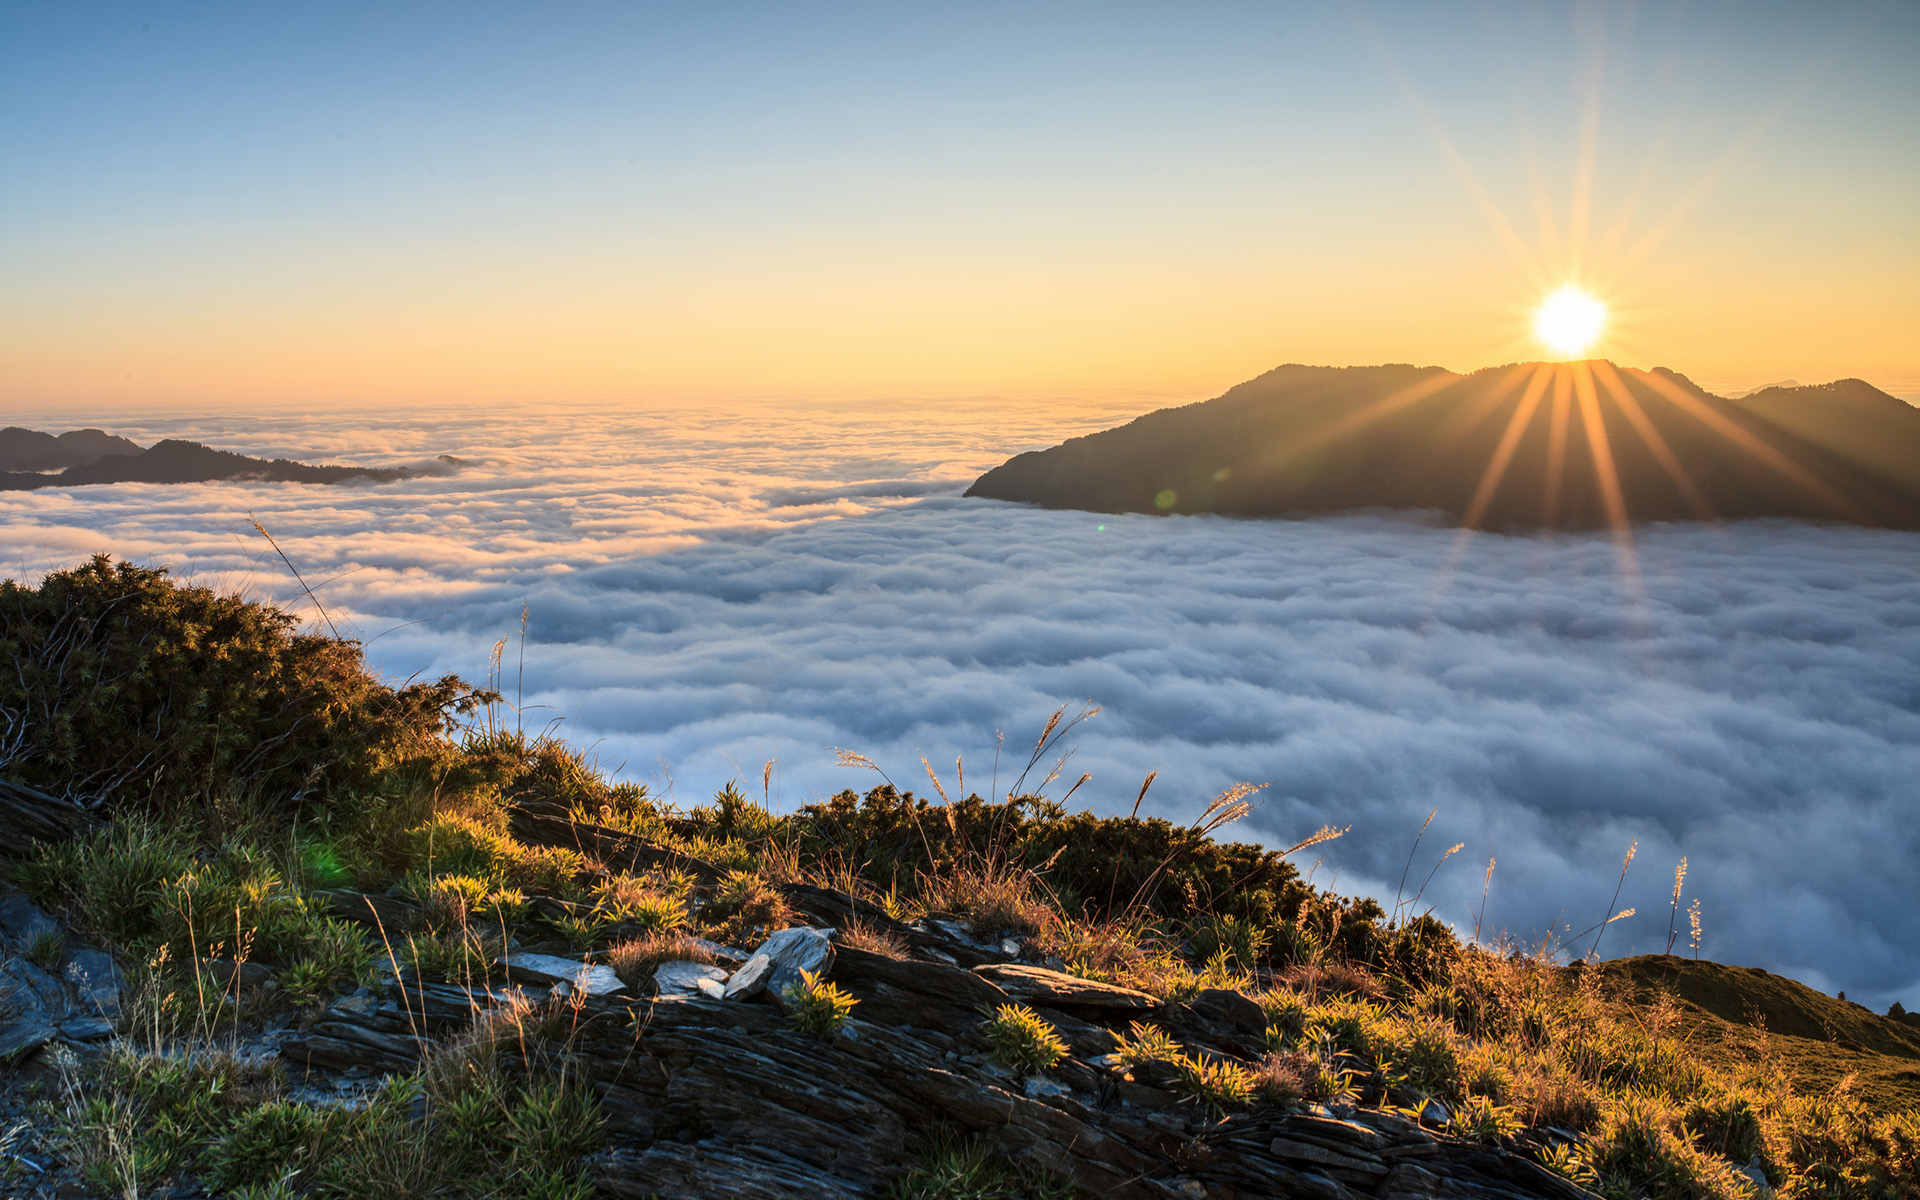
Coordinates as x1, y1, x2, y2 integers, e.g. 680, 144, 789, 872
966, 362, 1920, 530
0, 558, 1913, 1199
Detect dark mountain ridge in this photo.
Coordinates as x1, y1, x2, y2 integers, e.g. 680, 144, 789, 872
0, 426, 144, 472
966, 361, 1920, 530
0, 431, 454, 490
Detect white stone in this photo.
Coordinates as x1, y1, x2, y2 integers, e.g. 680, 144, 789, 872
655, 961, 730, 997
725, 927, 834, 1001
502, 953, 624, 996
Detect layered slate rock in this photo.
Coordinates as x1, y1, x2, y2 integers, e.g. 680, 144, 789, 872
0, 888, 124, 1054
273, 923, 1601, 1200
974, 962, 1161, 1014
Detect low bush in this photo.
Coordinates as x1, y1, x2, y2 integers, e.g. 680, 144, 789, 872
782, 968, 859, 1036
979, 1004, 1068, 1074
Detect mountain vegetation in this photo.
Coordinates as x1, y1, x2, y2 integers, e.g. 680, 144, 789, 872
0, 559, 1915, 1199
965, 364, 1920, 531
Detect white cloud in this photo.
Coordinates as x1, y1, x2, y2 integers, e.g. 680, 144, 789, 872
2, 399, 1916, 1009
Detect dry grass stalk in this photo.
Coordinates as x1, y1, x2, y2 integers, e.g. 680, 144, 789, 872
608, 931, 719, 989
836, 918, 909, 959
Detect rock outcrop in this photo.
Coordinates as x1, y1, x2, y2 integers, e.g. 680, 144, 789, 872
255, 896, 1600, 1200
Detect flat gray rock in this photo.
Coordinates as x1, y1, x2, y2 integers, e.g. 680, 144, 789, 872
972, 963, 1159, 1012
60, 1016, 115, 1042
0, 890, 61, 948
724, 926, 834, 1001
689, 937, 749, 965
654, 961, 730, 997
0, 1017, 55, 1063
502, 953, 625, 996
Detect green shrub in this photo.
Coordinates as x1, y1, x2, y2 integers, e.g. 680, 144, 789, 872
1188, 913, 1269, 969
0, 556, 485, 817
1379, 1013, 1461, 1101
886, 1132, 1076, 1200
1172, 1053, 1257, 1117
1112, 1021, 1181, 1068
1453, 1093, 1522, 1144
20, 819, 194, 945
26, 926, 65, 970
507, 1078, 604, 1163
783, 969, 859, 1036
203, 1101, 326, 1192
979, 1004, 1067, 1074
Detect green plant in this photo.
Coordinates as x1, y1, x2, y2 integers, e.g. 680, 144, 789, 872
507, 1077, 604, 1163
783, 969, 859, 1036
599, 884, 683, 933
979, 1004, 1067, 1074
1188, 912, 1269, 969
26, 926, 65, 970
1380, 1013, 1461, 1102
203, 1101, 326, 1192
416, 873, 492, 933
1453, 1093, 1522, 1144
1112, 1020, 1181, 1067
554, 912, 609, 952
1171, 1053, 1256, 1117
707, 869, 789, 931
886, 1132, 1076, 1200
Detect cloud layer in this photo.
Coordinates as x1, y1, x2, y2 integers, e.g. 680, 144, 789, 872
3, 399, 1917, 1008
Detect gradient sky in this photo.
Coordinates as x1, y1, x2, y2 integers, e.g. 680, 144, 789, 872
3, 1, 1916, 408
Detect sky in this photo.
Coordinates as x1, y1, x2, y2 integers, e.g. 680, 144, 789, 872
2, 0, 1917, 408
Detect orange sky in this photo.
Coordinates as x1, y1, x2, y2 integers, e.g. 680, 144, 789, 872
3, 4, 1915, 409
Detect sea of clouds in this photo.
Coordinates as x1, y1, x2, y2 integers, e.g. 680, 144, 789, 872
3, 398, 1917, 1008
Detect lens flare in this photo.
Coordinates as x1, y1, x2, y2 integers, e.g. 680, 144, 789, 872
1533, 286, 1607, 357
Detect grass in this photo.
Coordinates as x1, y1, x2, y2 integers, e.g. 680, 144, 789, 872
886, 1132, 1076, 1200
979, 1004, 1068, 1074
5, 559, 1918, 1200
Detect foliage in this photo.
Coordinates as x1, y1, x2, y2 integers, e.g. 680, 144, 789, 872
1170, 1053, 1257, 1117
783, 968, 859, 1036
0, 556, 487, 817
886, 1131, 1076, 1200
979, 1004, 1068, 1074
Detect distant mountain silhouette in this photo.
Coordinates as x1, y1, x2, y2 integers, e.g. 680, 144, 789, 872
0, 437, 440, 491
0, 426, 144, 472
965, 362, 1920, 530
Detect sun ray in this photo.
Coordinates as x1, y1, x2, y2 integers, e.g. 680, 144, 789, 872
1359, 20, 1549, 292
1543, 367, 1573, 527
1591, 360, 1715, 521
1424, 363, 1556, 615
1572, 361, 1641, 595
1564, 20, 1607, 283
1461, 362, 1556, 530
1431, 363, 1535, 459
1254, 369, 1461, 475
1523, 124, 1566, 276
1632, 369, 1870, 521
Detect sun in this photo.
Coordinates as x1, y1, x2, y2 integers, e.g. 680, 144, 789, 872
1534, 286, 1607, 357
